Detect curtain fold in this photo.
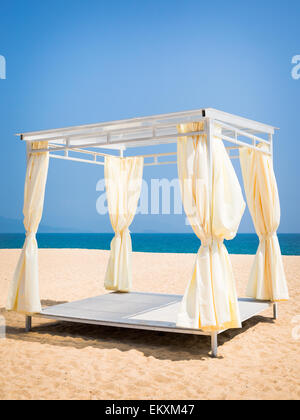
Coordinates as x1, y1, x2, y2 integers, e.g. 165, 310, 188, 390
239, 144, 289, 301
176, 123, 245, 331
6, 141, 49, 314
104, 156, 143, 292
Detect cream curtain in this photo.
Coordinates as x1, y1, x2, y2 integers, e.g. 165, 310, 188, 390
104, 156, 143, 292
239, 144, 289, 301
177, 123, 245, 331
6, 141, 49, 314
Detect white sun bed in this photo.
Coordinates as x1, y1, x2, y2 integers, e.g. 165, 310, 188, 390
25, 292, 276, 357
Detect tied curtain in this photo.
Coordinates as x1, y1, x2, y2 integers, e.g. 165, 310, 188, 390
176, 123, 245, 331
240, 144, 289, 301
6, 141, 49, 314
104, 156, 143, 292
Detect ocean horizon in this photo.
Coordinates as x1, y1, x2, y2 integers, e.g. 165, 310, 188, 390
0, 233, 299, 255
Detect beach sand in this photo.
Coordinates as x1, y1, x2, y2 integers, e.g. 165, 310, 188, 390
0, 249, 299, 400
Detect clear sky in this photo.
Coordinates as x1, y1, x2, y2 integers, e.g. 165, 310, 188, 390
0, 0, 299, 233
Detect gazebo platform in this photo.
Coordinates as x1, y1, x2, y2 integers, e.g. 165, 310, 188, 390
26, 292, 275, 357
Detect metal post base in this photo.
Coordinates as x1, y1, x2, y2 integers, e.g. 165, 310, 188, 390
273, 303, 278, 320
211, 332, 218, 358
25, 316, 32, 332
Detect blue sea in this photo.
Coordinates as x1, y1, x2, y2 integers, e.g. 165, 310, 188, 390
0, 233, 299, 255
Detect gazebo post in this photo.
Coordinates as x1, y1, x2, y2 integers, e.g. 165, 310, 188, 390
207, 117, 219, 358
211, 332, 218, 358
25, 141, 33, 335
25, 316, 32, 332
269, 132, 278, 322
273, 303, 278, 320
24, 141, 33, 335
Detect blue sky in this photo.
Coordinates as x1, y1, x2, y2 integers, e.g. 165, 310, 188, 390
0, 0, 299, 233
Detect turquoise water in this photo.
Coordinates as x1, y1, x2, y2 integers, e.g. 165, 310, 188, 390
0, 233, 299, 255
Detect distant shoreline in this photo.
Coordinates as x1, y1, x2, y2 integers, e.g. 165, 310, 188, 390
0, 233, 299, 255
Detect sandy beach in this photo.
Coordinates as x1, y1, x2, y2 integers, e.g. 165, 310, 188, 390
0, 249, 299, 400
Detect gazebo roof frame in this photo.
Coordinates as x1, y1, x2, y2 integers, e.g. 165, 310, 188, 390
19, 108, 277, 167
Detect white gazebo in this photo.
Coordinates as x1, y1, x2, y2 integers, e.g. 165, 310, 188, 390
7, 108, 289, 357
